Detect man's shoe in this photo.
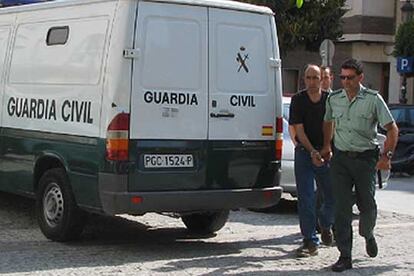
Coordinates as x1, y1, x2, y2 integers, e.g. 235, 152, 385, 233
296, 242, 318, 257
321, 228, 333, 246
366, 236, 378, 257
331, 257, 352, 272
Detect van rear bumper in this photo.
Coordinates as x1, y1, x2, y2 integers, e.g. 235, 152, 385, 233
98, 173, 282, 215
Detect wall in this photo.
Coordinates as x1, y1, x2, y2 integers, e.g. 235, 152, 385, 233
344, 0, 395, 18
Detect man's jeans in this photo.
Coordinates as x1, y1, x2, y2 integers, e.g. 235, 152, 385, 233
294, 145, 334, 245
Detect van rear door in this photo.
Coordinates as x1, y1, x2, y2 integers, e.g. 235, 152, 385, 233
130, 2, 208, 141
128, 2, 208, 192
204, 9, 278, 190
208, 9, 276, 140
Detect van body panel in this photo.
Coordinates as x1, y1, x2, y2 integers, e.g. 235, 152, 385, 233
0, 23, 12, 154
0, 1, 115, 204
269, 15, 283, 119
0, 0, 272, 16
99, 0, 136, 138
0, 128, 103, 207
128, 139, 277, 192
206, 140, 277, 189
149, 0, 273, 14
0, 0, 282, 222
1, 1, 117, 138
128, 139, 207, 191
10, 18, 109, 85
101, 184, 281, 215
100, 172, 280, 215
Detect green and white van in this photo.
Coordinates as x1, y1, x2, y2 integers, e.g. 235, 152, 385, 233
0, 0, 283, 241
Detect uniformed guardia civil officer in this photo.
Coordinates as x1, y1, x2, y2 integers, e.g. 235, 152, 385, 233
321, 59, 398, 272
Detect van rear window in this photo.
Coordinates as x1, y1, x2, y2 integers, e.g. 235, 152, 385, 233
46, 26, 69, 45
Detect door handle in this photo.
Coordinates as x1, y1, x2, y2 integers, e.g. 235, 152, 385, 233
210, 112, 235, 118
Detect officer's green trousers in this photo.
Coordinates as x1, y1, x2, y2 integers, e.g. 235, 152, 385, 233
330, 148, 378, 258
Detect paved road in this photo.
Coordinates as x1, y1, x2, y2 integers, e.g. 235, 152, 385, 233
377, 174, 414, 216
0, 176, 413, 275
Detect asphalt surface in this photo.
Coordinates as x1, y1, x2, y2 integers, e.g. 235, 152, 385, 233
376, 173, 414, 216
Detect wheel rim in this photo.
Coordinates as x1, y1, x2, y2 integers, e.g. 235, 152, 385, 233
43, 182, 64, 228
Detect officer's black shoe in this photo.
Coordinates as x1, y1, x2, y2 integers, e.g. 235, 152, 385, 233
331, 257, 352, 272
366, 236, 378, 258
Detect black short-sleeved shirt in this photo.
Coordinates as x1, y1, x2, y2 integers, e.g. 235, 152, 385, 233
289, 90, 329, 149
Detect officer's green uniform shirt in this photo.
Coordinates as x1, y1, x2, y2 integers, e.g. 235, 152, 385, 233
324, 85, 394, 152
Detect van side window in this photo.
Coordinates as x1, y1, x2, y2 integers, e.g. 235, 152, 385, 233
46, 26, 69, 45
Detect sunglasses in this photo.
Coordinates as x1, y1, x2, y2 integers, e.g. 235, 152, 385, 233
339, 75, 357, 80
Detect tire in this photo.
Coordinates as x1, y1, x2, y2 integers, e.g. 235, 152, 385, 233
181, 210, 229, 234
407, 159, 414, 175
36, 168, 86, 242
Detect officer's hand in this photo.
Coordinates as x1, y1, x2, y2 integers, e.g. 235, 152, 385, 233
376, 156, 391, 170
320, 147, 332, 161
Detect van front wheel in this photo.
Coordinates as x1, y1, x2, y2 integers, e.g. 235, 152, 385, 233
181, 210, 229, 234
36, 168, 86, 241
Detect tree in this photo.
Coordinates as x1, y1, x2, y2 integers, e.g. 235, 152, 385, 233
393, 19, 414, 57
239, 0, 346, 54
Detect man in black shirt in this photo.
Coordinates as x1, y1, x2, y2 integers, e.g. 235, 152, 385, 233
289, 64, 334, 257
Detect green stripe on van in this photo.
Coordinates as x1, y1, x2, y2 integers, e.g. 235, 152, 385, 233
0, 127, 103, 209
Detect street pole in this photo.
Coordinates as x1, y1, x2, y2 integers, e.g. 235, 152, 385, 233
400, 0, 414, 104
400, 74, 408, 104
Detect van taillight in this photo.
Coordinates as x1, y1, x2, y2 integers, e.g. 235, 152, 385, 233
106, 113, 130, 161
275, 117, 283, 160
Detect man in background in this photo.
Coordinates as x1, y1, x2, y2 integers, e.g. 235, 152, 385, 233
321, 66, 334, 92
316, 66, 335, 231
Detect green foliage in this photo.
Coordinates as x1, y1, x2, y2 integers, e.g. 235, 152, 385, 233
239, 0, 346, 54
393, 19, 414, 57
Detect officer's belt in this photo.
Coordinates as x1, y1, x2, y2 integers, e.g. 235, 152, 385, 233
336, 147, 378, 158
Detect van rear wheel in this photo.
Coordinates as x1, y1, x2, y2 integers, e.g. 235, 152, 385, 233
181, 210, 229, 234
36, 168, 86, 241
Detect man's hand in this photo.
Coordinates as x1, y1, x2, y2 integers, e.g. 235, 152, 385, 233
311, 151, 325, 167
376, 155, 391, 170
320, 146, 333, 161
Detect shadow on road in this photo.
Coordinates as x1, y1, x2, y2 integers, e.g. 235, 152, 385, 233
249, 198, 298, 214
0, 191, 299, 275
0, 191, 406, 275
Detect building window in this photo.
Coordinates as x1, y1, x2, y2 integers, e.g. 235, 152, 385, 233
282, 68, 299, 96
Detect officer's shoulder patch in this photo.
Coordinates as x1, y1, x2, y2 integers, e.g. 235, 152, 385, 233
329, 89, 342, 97
364, 88, 378, 95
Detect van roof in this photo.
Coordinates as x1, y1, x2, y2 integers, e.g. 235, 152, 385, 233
0, 0, 274, 15
152, 0, 273, 14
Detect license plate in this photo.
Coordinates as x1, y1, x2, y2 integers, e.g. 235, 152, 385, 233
143, 154, 194, 168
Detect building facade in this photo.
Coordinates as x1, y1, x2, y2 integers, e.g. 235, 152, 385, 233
282, 0, 412, 104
